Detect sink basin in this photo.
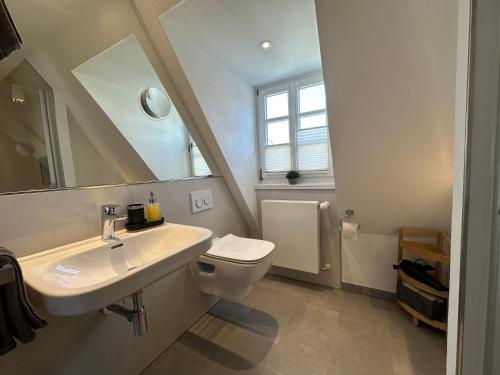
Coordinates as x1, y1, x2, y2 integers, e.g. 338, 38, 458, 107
20, 223, 212, 316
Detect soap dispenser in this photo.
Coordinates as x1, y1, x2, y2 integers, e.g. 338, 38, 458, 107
146, 192, 161, 222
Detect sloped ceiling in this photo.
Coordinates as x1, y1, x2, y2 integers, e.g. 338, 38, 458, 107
316, 0, 457, 234
162, 0, 322, 86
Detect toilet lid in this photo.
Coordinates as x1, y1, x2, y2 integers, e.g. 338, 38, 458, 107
205, 234, 274, 264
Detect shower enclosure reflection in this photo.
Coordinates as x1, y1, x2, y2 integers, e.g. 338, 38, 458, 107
0, 61, 59, 192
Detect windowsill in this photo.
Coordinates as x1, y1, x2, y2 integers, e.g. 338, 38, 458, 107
254, 182, 335, 190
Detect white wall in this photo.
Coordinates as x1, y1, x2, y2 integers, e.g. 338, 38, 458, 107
162, 26, 259, 227
342, 234, 398, 292
316, 0, 457, 292
0, 177, 248, 374
316, 0, 457, 235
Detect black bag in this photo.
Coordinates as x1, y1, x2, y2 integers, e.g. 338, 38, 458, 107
396, 281, 447, 321
393, 259, 448, 291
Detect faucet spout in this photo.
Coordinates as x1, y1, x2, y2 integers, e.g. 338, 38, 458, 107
102, 204, 127, 241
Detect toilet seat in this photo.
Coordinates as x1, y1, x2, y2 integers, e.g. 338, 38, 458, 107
193, 234, 275, 300
203, 234, 274, 265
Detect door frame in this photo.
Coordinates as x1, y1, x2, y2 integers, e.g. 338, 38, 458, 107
452, 0, 500, 373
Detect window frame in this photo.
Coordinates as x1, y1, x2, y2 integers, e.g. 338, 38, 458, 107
257, 72, 333, 179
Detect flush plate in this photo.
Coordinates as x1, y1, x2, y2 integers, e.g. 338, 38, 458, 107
191, 189, 213, 213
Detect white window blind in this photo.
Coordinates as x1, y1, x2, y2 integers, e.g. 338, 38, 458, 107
296, 82, 329, 172
297, 127, 329, 171
263, 89, 291, 172
189, 139, 211, 177
258, 73, 331, 178
265, 145, 291, 172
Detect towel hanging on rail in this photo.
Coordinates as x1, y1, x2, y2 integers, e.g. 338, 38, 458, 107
0, 247, 46, 356
0, 0, 23, 61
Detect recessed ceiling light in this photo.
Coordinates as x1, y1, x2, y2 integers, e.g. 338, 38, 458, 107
259, 40, 272, 50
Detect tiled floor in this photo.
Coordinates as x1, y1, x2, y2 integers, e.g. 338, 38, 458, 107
142, 275, 446, 375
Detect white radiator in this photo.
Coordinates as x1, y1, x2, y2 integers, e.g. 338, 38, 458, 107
261, 200, 320, 274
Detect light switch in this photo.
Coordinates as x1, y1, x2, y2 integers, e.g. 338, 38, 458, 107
191, 189, 213, 213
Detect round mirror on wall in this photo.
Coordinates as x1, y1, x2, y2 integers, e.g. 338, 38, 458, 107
139, 87, 172, 119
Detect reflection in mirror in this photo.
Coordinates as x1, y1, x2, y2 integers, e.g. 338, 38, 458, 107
139, 87, 172, 120
0, 0, 211, 194
0, 60, 59, 192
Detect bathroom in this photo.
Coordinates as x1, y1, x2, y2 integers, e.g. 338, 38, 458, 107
0, 0, 496, 374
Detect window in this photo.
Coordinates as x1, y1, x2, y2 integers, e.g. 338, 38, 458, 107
189, 137, 211, 177
257, 73, 332, 178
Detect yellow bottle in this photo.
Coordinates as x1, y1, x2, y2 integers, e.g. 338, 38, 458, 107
146, 192, 162, 222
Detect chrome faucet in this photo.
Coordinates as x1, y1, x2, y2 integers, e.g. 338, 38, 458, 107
102, 204, 127, 241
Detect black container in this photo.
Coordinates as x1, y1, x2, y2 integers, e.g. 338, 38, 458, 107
396, 281, 447, 321
126, 217, 164, 232
127, 204, 145, 225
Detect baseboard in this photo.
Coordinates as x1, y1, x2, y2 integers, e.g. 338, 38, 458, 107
341, 282, 395, 301
268, 266, 337, 288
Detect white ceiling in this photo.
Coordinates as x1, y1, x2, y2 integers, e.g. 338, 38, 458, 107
160, 0, 322, 87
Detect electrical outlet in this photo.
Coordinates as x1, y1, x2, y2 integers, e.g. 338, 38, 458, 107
191, 189, 213, 213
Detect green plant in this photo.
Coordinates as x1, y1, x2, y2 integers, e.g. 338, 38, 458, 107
286, 170, 301, 179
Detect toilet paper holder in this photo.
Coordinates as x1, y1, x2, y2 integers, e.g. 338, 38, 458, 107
338, 209, 359, 231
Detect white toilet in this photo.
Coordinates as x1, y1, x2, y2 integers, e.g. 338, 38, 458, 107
191, 234, 274, 300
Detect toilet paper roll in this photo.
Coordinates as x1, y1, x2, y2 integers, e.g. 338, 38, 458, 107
341, 221, 359, 240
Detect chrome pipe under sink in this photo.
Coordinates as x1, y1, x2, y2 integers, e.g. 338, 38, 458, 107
106, 291, 148, 336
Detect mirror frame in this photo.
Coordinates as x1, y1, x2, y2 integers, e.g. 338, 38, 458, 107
0, 176, 216, 196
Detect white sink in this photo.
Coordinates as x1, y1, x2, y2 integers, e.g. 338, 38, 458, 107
20, 223, 212, 316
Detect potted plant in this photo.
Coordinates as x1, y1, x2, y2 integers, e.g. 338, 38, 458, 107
286, 170, 301, 185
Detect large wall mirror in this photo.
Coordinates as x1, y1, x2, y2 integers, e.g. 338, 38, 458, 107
0, 0, 211, 194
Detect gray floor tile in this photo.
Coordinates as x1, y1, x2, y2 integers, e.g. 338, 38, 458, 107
142, 275, 446, 375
